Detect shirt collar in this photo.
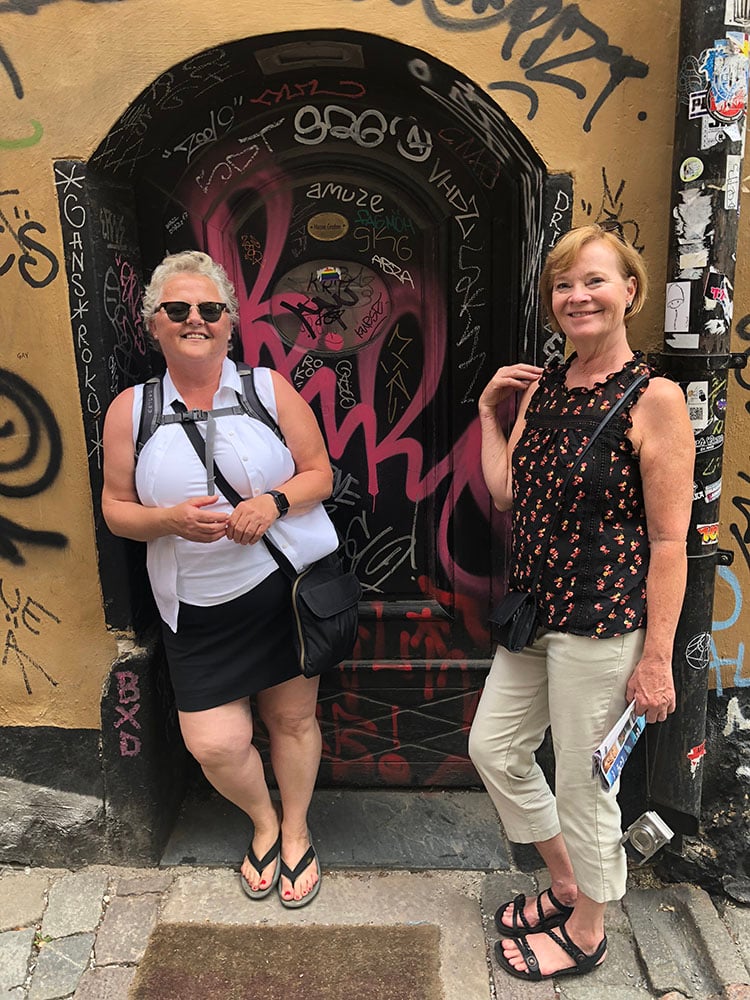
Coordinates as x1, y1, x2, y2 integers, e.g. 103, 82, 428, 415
161, 357, 241, 410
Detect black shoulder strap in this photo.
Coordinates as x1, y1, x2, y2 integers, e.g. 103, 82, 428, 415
236, 364, 284, 442
135, 377, 163, 457
134, 365, 285, 461
175, 414, 297, 580
528, 371, 649, 591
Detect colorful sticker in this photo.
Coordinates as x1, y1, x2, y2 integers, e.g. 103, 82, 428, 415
696, 522, 720, 544
680, 156, 704, 181
687, 741, 706, 776
701, 35, 749, 124
316, 265, 342, 284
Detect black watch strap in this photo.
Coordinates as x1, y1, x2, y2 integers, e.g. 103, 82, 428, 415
266, 489, 290, 518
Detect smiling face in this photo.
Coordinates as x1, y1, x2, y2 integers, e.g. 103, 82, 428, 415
149, 273, 232, 369
550, 239, 637, 347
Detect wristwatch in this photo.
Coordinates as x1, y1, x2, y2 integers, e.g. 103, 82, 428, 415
266, 490, 290, 518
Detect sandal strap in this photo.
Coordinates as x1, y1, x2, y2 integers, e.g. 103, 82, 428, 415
280, 844, 316, 886
512, 893, 532, 932
546, 887, 574, 916
546, 924, 608, 972
515, 935, 540, 976
246, 833, 281, 873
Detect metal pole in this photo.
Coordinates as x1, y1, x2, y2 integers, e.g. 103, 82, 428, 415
648, 1, 748, 834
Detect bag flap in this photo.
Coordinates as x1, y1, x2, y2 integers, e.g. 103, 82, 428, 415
489, 591, 532, 626
298, 572, 362, 618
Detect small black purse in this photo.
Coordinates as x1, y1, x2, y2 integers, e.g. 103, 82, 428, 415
489, 590, 539, 653
262, 538, 361, 678
490, 371, 648, 653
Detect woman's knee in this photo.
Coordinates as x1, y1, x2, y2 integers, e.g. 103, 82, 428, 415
179, 721, 250, 771
468, 724, 490, 772
468, 723, 517, 781
261, 705, 319, 741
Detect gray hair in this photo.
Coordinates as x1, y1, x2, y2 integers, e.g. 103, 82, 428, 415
142, 250, 240, 332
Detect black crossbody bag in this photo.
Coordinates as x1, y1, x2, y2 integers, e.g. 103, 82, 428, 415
490, 372, 648, 653
174, 406, 360, 678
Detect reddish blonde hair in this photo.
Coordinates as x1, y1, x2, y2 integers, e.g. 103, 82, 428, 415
540, 225, 648, 334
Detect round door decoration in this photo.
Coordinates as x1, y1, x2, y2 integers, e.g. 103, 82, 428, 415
270, 259, 391, 355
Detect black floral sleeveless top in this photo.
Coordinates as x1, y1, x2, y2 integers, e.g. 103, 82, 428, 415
510, 353, 653, 638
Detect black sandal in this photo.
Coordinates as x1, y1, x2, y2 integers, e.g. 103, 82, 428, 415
240, 833, 281, 899
494, 888, 574, 937
494, 924, 607, 981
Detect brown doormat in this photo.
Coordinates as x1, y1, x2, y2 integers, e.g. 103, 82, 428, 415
129, 922, 443, 1000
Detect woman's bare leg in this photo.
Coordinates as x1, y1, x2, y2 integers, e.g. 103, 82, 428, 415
498, 832, 578, 929
257, 674, 322, 902
178, 699, 279, 893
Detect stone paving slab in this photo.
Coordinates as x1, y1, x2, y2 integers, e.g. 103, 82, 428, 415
111, 871, 175, 897
94, 895, 159, 966
720, 900, 750, 970
624, 884, 750, 999
41, 870, 109, 939
0, 928, 35, 993
72, 966, 136, 1000
0, 871, 51, 932
28, 932, 94, 1000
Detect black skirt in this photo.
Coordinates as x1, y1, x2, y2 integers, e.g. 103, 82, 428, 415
161, 569, 301, 712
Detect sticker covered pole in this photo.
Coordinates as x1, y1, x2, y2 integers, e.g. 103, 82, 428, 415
648, 0, 749, 834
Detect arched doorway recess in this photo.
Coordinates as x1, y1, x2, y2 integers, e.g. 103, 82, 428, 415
59, 29, 571, 789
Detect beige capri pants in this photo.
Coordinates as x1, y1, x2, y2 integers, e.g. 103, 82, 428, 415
468, 628, 645, 903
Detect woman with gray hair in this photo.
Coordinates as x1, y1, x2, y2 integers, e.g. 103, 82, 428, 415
103, 250, 337, 908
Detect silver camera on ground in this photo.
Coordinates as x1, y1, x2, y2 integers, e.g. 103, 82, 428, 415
620, 810, 674, 864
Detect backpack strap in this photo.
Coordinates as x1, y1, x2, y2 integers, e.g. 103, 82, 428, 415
236, 364, 284, 442
134, 365, 284, 461
135, 377, 162, 458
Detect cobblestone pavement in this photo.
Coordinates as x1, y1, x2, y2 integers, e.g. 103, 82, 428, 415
1, 863, 750, 1000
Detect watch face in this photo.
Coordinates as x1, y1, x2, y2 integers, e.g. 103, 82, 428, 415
272, 491, 289, 516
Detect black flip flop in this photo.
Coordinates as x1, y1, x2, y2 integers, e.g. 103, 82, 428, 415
278, 843, 321, 909
240, 833, 281, 900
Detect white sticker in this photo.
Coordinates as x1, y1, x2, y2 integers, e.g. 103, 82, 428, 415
705, 479, 722, 502
725, 0, 750, 27
666, 332, 700, 349
665, 281, 692, 332
686, 381, 710, 431
726, 154, 742, 209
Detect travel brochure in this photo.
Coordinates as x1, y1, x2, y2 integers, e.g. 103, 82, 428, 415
592, 700, 646, 791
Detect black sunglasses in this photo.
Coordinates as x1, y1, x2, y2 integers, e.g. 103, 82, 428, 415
156, 301, 228, 323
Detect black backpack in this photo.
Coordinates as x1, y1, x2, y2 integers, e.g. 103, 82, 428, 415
134, 363, 284, 459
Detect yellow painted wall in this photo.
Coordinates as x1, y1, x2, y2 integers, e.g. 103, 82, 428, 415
1, 0, 746, 731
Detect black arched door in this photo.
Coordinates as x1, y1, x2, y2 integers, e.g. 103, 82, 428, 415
77, 30, 564, 786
